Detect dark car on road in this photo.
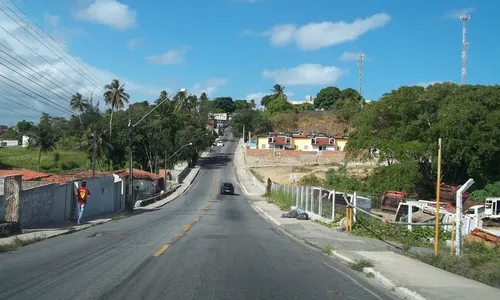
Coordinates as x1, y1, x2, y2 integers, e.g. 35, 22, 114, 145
220, 182, 235, 195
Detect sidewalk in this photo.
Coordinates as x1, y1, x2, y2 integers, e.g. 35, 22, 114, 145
233, 142, 500, 300
233, 141, 266, 197
0, 151, 209, 248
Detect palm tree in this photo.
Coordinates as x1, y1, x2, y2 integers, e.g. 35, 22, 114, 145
70, 93, 90, 127
173, 89, 190, 113
270, 84, 287, 100
27, 113, 56, 171
77, 128, 112, 171
103, 79, 130, 136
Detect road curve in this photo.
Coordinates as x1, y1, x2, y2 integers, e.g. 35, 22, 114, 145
0, 134, 396, 300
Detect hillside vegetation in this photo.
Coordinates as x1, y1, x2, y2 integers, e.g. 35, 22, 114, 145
269, 111, 350, 136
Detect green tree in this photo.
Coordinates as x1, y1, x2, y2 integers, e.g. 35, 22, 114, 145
70, 92, 90, 128
213, 97, 236, 113
270, 84, 287, 101
314, 86, 342, 109
16, 120, 34, 134
103, 79, 130, 136
27, 113, 56, 171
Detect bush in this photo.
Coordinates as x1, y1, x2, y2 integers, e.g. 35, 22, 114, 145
469, 181, 500, 202
267, 188, 294, 211
299, 173, 322, 186
418, 242, 500, 288
352, 214, 449, 249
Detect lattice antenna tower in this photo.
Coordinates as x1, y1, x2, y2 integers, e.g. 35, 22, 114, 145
460, 15, 470, 85
357, 53, 364, 97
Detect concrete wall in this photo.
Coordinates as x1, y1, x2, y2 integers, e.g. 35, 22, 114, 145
0, 174, 124, 228
245, 149, 346, 167
22, 181, 52, 189
74, 175, 116, 219
176, 166, 191, 184
0, 177, 4, 222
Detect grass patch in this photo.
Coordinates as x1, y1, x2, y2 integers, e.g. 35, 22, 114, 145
313, 214, 344, 228
111, 214, 129, 221
349, 259, 374, 272
351, 214, 450, 250
0, 236, 46, 253
267, 188, 294, 211
0, 146, 88, 173
291, 166, 313, 173
417, 242, 500, 288
249, 168, 265, 183
321, 245, 334, 255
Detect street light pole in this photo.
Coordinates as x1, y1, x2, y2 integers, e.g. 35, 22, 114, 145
128, 105, 134, 213
127, 89, 185, 213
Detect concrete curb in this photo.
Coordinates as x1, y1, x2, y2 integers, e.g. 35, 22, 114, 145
249, 200, 427, 300
148, 167, 202, 209
329, 250, 426, 300
252, 205, 281, 226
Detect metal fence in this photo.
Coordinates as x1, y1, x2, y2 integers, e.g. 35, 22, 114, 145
270, 183, 372, 224
270, 183, 481, 237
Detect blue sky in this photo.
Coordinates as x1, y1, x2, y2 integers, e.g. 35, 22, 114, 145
0, 0, 498, 123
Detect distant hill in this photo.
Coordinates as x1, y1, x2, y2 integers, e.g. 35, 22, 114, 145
269, 110, 351, 137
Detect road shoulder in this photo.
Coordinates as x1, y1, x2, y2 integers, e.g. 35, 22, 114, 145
233, 141, 500, 300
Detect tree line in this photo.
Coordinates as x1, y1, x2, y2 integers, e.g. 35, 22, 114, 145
231, 82, 500, 201
1, 79, 237, 173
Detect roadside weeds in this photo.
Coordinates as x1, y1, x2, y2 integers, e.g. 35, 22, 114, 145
0, 235, 47, 253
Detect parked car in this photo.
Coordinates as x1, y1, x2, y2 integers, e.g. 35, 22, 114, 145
220, 182, 235, 195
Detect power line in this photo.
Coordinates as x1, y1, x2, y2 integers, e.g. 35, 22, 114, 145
0, 2, 106, 95
0, 103, 32, 119
5, 0, 108, 91
0, 21, 105, 103
0, 84, 69, 116
0, 56, 74, 108
0, 74, 74, 114
0, 91, 46, 115
0, 44, 83, 100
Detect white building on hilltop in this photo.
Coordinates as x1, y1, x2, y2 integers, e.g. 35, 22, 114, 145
288, 95, 313, 106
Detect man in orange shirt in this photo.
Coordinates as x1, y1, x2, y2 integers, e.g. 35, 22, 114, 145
75, 181, 90, 225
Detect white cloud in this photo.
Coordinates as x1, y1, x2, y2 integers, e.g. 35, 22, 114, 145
188, 78, 227, 97
74, 0, 137, 30
261, 13, 391, 51
262, 64, 345, 86
43, 13, 59, 27
339, 51, 361, 61
146, 46, 190, 65
443, 7, 475, 20
0, 9, 162, 124
127, 38, 143, 50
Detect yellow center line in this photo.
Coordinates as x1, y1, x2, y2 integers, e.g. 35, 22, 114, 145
193, 217, 199, 222
175, 233, 183, 238
153, 243, 170, 257
201, 211, 205, 216
184, 224, 192, 232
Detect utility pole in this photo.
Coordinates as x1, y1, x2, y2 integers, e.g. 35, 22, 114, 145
91, 131, 97, 178
357, 53, 364, 97
242, 124, 245, 142
460, 15, 470, 85
127, 105, 134, 214
434, 138, 442, 256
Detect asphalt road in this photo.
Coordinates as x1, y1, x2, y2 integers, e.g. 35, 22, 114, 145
0, 134, 396, 300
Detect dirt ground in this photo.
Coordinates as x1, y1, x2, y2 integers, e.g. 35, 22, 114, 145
250, 164, 375, 185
